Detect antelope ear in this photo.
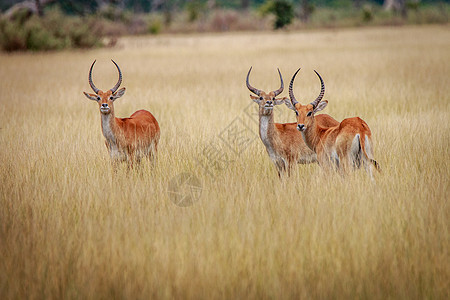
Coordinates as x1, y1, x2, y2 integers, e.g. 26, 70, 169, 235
250, 94, 262, 104
314, 100, 328, 113
111, 87, 126, 101
273, 97, 286, 106
84, 92, 99, 101
283, 97, 296, 111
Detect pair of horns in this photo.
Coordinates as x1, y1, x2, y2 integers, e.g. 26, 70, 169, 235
88, 59, 122, 94
246, 67, 284, 97
246, 67, 325, 108
289, 68, 325, 108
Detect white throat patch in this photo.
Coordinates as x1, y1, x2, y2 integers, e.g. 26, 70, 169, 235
259, 115, 277, 160
101, 114, 116, 144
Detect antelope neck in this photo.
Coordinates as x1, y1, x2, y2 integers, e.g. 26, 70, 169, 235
259, 110, 279, 156
101, 112, 118, 144
302, 119, 325, 152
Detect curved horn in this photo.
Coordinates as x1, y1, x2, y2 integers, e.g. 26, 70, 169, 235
88, 60, 99, 94
289, 68, 301, 106
311, 70, 325, 108
246, 67, 261, 96
272, 68, 284, 96
110, 59, 122, 93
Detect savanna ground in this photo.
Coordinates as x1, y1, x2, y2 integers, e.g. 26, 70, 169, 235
0, 25, 449, 299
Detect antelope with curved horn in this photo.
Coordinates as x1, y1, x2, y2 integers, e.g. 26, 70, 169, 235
83, 60, 160, 166
246, 67, 339, 177
286, 68, 380, 178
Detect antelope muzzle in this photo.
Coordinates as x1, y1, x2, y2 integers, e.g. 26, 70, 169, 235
264, 100, 274, 109
100, 103, 110, 114
297, 124, 306, 132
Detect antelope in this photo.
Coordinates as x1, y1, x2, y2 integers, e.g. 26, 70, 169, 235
246, 67, 339, 177
83, 60, 160, 166
286, 68, 380, 178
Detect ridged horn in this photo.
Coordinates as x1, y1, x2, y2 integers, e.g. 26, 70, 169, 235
311, 70, 325, 108
246, 67, 261, 96
272, 68, 284, 96
88, 60, 99, 94
289, 68, 301, 106
110, 59, 122, 93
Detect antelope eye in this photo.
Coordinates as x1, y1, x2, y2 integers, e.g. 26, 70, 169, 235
259, 97, 263, 101
110, 96, 113, 100
272, 97, 275, 100
96, 96, 100, 101
307, 111, 313, 117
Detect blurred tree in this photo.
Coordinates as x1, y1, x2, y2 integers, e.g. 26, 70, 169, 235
35, 0, 43, 16
186, 0, 205, 22
300, 0, 314, 22
260, 0, 294, 29
4, 0, 56, 18
54, 0, 99, 15
241, 0, 250, 10
207, 0, 216, 10
384, 0, 407, 18
152, 0, 165, 11
161, 0, 181, 25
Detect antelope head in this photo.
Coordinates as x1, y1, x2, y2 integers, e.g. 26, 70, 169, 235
246, 67, 287, 116
285, 68, 328, 132
83, 60, 126, 115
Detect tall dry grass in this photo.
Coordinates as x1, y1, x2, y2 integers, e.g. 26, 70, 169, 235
0, 25, 449, 299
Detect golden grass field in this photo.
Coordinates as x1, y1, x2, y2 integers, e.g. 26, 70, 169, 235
0, 25, 449, 299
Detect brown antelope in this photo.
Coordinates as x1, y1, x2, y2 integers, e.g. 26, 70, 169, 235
286, 68, 380, 178
246, 67, 339, 176
83, 60, 160, 166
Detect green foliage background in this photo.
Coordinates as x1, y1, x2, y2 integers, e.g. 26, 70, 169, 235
0, 0, 448, 51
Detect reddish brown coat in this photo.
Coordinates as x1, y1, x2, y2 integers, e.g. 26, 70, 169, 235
83, 61, 160, 165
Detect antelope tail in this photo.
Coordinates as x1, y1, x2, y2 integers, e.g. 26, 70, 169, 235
359, 134, 381, 172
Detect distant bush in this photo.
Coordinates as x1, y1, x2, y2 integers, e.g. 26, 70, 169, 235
406, 0, 420, 12
362, 5, 374, 23
260, 0, 294, 29
0, 7, 104, 52
164, 9, 270, 33
148, 18, 162, 34
409, 3, 449, 24
97, 4, 133, 24
210, 10, 239, 31
186, 0, 206, 22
